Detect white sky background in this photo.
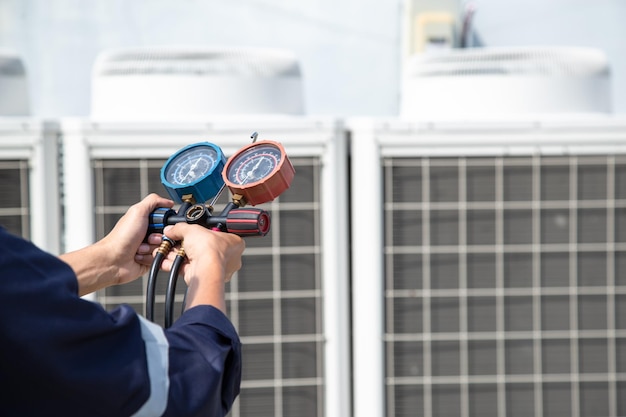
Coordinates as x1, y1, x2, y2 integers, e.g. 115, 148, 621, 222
0, 0, 624, 118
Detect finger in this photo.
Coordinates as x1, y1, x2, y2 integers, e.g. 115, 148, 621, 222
134, 253, 154, 265
133, 194, 174, 219
146, 233, 164, 245
163, 223, 222, 243
143, 193, 175, 210
136, 243, 152, 255
162, 224, 196, 245
163, 224, 185, 242
159, 256, 185, 273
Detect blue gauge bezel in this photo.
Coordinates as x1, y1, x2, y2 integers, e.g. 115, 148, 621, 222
160, 142, 226, 204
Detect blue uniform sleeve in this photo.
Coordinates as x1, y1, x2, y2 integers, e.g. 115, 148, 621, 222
0, 227, 241, 417
164, 306, 242, 417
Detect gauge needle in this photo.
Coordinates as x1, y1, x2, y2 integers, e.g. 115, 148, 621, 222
242, 158, 263, 184
242, 171, 254, 184
184, 159, 201, 181
251, 158, 263, 174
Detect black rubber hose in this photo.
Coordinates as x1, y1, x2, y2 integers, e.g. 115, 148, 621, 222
164, 252, 185, 328
146, 251, 165, 322
146, 236, 176, 323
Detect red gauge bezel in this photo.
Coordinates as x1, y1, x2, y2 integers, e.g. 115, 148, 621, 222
222, 140, 295, 206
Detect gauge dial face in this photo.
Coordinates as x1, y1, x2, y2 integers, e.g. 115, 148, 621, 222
223, 140, 294, 206
164, 145, 220, 186
226, 143, 282, 186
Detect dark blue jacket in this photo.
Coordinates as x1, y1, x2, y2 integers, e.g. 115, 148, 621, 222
0, 227, 241, 416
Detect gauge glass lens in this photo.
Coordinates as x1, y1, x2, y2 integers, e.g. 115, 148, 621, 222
227, 144, 282, 186
165, 146, 219, 186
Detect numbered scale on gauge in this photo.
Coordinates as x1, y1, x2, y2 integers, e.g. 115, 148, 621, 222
160, 142, 226, 204
223, 140, 295, 206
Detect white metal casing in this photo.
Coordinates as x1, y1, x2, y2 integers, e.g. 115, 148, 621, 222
0, 119, 60, 253
349, 115, 626, 417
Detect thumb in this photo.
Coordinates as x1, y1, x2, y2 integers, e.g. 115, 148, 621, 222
163, 224, 187, 242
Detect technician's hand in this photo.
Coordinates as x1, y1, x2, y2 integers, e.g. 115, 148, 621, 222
160, 223, 245, 313
102, 193, 175, 284
61, 193, 174, 296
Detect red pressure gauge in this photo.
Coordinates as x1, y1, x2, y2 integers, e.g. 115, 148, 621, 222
223, 140, 295, 206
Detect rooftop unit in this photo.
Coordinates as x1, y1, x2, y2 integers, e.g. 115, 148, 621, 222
350, 116, 626, 417
401, 46, 612, 120
0, 120, 60, 253
91, 47, 305, 120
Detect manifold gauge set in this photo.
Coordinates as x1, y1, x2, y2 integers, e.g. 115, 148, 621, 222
146, 133, 295, 327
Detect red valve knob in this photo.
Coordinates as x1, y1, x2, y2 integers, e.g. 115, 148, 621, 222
226, 208, 271, 236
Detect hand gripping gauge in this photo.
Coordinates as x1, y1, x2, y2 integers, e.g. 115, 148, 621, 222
222, 140, 295, 206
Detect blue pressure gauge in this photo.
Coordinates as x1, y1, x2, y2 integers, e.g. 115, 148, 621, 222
160, 142, 226, 204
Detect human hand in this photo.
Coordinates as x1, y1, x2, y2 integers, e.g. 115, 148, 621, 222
100, 193, 175, 286
62, 193, 175, 296
160, 223, 245, 312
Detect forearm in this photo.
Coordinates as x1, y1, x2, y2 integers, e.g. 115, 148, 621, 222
59, 242, 117, 296
183, 265, 227, 314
